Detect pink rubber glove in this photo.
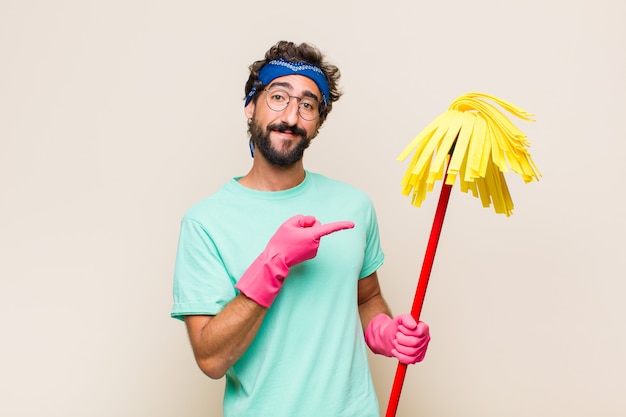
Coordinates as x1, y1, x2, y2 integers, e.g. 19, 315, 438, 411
365, 313, 431, 364
235, 214, 354, 308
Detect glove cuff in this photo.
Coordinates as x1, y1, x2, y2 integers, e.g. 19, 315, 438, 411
364, 313, 394, 357
235, 251, 289, 308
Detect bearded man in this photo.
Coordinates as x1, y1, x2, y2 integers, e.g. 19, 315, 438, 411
171, 40, 431, 417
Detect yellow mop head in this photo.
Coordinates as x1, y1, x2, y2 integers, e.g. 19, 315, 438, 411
397, 92, 541, 216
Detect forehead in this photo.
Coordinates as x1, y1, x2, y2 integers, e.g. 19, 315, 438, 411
267, 74, 321, 98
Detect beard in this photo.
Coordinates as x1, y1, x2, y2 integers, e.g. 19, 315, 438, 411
248, 118, 312, 168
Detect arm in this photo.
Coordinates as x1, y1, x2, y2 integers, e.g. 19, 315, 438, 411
185, 215, 355, 379
184, 294, 267, 379
358, 271, 392, 331
359, 272, 431, 364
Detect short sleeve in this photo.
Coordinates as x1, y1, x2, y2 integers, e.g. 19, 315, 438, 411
171, 216, 237, 321
359, 198, 385, 279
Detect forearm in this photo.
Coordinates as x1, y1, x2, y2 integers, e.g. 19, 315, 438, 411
359, 292, 392, 331
185, 294, 267, 379
358, 273, 392, 331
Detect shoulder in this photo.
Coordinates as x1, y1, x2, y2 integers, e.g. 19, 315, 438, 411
307, 171, 372, 201
182, 179, 240, 223
305, 172, 379, 226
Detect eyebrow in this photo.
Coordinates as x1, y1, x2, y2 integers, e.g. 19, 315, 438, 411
267, 81, 320, 102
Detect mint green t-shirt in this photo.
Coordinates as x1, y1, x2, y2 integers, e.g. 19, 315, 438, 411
172, 171, 385, 417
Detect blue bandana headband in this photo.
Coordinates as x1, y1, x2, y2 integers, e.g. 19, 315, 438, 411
244, 58, 330, 107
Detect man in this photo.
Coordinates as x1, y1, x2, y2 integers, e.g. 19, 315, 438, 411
171, 40, 431, 417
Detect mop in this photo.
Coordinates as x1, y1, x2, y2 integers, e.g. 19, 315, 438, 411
386, 92, 541, 416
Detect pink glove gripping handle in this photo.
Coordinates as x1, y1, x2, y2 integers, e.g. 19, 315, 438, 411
365, 313, 430, 365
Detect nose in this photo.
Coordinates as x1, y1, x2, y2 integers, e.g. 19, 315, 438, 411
279, 99, 300, 126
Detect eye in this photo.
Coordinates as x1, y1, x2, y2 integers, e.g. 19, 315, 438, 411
300, 100, 318, 111
268, 90, 288, 102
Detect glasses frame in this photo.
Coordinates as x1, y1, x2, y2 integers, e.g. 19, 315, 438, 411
263, 87, 321, 121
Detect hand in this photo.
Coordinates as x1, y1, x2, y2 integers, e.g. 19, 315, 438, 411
235, 215, 354, 307
365, 313, 430, 364
266, 215, 355, 267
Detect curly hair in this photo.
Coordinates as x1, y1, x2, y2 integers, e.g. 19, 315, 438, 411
244, 41, 342, 125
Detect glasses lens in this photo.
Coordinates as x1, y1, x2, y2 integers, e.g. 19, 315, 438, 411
265, 88, 289, 112
298, 98, 319, 121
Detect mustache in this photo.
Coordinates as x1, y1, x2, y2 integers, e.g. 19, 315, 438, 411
267, 123, 307, 138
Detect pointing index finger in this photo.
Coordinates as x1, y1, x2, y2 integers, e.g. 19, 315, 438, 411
313, 221, 355, 239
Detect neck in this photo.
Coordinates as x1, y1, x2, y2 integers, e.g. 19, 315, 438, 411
238, 157, 306, 191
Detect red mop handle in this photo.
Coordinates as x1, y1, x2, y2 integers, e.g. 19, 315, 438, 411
385, 179, 454, 417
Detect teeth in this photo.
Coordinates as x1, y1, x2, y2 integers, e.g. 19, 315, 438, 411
397, 92, 541, 216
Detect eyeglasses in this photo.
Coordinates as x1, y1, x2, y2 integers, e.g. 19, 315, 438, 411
264, 88, 320, 121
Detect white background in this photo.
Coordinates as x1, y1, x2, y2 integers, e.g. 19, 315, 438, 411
1, 1, 625, 416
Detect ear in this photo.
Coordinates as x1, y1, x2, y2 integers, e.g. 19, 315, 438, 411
244, 101, 255, 119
